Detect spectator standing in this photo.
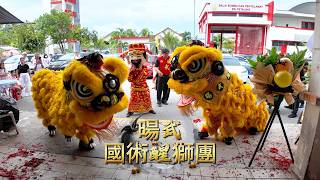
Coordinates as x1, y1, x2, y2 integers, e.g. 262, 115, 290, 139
154, 48, 171, 107
17, 57, 31, 97
288, 62, 309, 118
0, 62, 8, 80
34, 57, 44, 72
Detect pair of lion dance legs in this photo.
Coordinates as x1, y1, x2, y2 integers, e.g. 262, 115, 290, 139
43, 119, 95, 150
200, 102, 268, 145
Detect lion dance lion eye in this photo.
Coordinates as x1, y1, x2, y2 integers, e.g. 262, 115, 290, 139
103, 74, 120, 93
72, 81, 93, 100
187, 58, 206, 73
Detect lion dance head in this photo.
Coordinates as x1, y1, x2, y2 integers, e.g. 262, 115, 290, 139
168, 45, 268, 145
32, 52, 129, 150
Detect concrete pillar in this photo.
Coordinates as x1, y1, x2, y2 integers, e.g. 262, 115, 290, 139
293, 1, 320, 179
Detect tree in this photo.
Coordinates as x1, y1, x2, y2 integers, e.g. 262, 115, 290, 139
72, 26, 99, 50
162, 32, 180, 52
0, 25, 13, 45
110, 28, 126, 39
10, 23, 46, 53
139, 28, 152, 37
94, 38, 107, 51
182, 31, 192, 42
223, 38, 234, 53
125, 29, 137, 37
36, 10, 73, 54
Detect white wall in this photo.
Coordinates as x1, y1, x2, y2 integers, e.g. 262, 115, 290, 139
206, 14, 271, 26
273, 16, 315, 28
265, 26, 313, 50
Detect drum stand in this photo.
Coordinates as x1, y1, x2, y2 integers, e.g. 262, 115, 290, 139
248, 95, 294, 167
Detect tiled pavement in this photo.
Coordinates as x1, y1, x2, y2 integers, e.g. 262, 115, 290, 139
0, 111, 301, 179
0, 81, 303, 179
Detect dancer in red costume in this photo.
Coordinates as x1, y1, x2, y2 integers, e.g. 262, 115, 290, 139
124, 43, 156, 117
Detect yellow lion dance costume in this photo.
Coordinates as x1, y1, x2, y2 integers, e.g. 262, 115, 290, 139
32, 53, 128, 150
168, 45, 269, 145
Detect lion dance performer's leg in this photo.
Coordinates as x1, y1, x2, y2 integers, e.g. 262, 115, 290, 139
203, 109, 221, 140
32, 70, 60, 137
246, 101, 269, 134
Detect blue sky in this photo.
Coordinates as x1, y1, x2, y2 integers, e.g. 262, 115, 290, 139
0, 0, 313, 37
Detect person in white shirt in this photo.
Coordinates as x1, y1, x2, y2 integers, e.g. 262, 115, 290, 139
42, 54, 50, 67
34, 57, 44, 72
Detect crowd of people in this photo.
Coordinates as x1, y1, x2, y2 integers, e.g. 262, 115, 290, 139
0, 52, 51, 100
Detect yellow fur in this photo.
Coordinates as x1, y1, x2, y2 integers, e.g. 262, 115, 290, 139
168, 46, 269, 140
32, 57, 129, 144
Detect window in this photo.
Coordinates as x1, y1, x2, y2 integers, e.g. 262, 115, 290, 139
272, 41, 304, 47
238, 14, 263, 17
212, 13, 237, 17
66, 3, 73, 11
301, 22, 314, 30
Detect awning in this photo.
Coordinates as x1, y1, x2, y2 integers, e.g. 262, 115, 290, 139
0, 6, 23, 24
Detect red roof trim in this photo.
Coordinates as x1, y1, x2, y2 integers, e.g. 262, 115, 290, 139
50, 0, 62, 4
65, 0, 76, 4
115, 36, 151, 40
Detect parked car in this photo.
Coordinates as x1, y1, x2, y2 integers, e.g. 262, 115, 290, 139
223, 55, 249, 83
4, 55, 21, 72
234, 56, 254, 75
26, 54, 36, 74
26, 54, 34, 62
48, 52, 88, 71
241, 54, 257, 61
50, 54, 63, 62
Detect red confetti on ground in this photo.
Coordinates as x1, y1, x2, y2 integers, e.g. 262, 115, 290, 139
30, 144, 46, 151
270, 147, 279, 153
0, 167, 28, 180
272, 156, 292, 170
0, 149, 47, 180
23, 158, 45, 169
166, 175, 182, 180
6, 149, 34, 159
218, 159, 227, 164
242, 136, 250, 144
242, 139, 250, 144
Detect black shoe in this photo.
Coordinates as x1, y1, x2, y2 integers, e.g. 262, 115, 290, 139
248, 127, 258, 135
65, 136, 72, 142
126, 112, 133, 117
198, 131, 209, 139
48, 125, 56, 137
162, 101, 168, 105
288, 113, 297, 118
224, 137, 234, 145
149, 110, 156, 114
299, 104, 304, 108
79, 139, 94, 151
157, 102, 162, 107
285, 105, 293, 109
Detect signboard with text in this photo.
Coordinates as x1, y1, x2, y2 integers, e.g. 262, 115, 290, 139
212, 3, 268, 13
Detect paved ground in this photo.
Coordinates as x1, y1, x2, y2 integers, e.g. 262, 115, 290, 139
0, 80, 303, 179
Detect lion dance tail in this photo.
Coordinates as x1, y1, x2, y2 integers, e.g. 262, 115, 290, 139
31, 69, 63, 127
245, 101, 269, 132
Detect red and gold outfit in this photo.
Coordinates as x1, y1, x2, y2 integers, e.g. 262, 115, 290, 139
128, 66, 152, 112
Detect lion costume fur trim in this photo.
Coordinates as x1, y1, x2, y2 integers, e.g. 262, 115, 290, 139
32, 57, 129, 144
168, 45, 269, 140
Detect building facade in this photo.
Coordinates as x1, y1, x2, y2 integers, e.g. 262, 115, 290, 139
198, 1, 315, 55
50, 0, 80, 52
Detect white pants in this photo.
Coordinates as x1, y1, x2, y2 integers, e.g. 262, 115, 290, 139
19, 73, 32, 97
